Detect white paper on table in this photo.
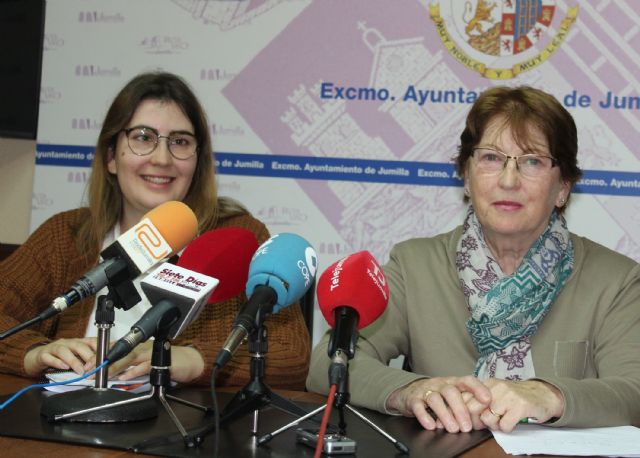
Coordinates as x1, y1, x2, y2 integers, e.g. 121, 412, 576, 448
44, 371, 151, 394
493, 424, 640, 457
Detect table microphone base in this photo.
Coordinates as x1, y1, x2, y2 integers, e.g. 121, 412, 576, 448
40, 388, 158, 422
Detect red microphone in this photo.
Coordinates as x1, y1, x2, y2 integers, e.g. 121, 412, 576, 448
317, 251, 388, 385
177, 227, 260, 303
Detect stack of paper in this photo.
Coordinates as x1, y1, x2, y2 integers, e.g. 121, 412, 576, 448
493, 424, 640, 457
44, 371, 151, 393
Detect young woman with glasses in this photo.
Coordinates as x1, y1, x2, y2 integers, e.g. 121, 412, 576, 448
0, 72, 311, 389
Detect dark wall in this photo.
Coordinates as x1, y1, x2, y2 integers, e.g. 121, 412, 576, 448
0, 0, 45, 139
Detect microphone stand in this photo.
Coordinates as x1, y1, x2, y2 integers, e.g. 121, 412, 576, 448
193, 322, 311, 444
48, 322, 213, 447
257, 358, 410, 454
41, 280, 158, 422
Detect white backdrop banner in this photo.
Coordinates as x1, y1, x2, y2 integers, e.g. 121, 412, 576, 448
35, 0, 640, 341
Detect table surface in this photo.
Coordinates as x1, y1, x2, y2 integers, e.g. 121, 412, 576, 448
0, 373, 549, 458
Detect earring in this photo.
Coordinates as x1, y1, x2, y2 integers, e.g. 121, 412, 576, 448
559, 197, 566, 205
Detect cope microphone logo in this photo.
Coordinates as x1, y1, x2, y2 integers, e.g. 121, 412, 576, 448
298, 246, 318, 288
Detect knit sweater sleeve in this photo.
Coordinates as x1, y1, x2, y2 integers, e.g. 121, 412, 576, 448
0, 209, 93, 377
173, 213, 311, 390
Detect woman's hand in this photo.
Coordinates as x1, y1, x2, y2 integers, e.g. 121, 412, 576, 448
478, 379, 565, 432
385, 375, 491, 433
109, 341, 205, 384
24, 337, 98, 376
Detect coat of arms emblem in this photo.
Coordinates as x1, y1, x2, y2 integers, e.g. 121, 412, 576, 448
430, 1, 578, 79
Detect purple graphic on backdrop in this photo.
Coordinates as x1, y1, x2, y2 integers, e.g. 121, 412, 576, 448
222, 0, 477, 259
172, 0, 287, 30
222, 0, 640, 261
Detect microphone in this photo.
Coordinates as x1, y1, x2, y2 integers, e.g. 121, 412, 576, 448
177, 227, 259, 303
106, 226, 258, 363
214, 233, 318, 369
49, 200, 198, 316
107, 263, 218, 364
0, 201, 198, 341
317, 251, 389, 385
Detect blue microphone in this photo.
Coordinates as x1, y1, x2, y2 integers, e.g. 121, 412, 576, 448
214, 233, 318, 369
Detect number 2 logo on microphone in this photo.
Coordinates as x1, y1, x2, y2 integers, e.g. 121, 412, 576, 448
135, 222, 170, 260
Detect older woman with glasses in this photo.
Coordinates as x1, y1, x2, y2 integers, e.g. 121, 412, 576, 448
0, 72, 311, 389
307, 86, 640, 432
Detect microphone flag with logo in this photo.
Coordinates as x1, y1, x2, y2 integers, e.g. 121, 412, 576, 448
52, 200, 198, 314
316, 250, 388, 385
0, 201, 198, 341
107, 262, 218, 364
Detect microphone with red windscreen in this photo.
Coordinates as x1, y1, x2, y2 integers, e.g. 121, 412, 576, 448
317, 250, 389, 385
177, 227, 260, 303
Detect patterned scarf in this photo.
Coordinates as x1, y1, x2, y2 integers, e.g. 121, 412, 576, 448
456, 206, 574, 381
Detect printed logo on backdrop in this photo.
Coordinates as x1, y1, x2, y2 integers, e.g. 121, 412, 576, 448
72, 118, 103, 130
430, 1, 578, 79
217, 180, 241, 194
256, 206, 308, 226
32, 193, 53, 211
43, 34, 64, 51
140, 36, 189, 54
67, 171, 89, 184
317, 241, 350, 256
78, 11, 125, 23
40, 87, 62, 104
201, 68, 237, 81
211, 123, 245, 137
75, 65, 121, 77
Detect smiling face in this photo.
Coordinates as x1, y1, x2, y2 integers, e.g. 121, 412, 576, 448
464, 116, 570, 252
107, 99, 197, 230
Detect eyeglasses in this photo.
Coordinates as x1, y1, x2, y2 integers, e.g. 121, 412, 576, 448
122, 126, 198, 160
472, 147, 557, 178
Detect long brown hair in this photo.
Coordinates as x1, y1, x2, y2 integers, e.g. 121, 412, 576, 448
77, 71, 246, 256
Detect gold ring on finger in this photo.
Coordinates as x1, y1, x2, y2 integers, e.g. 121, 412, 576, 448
489, 407, 503, 419
423, 390, 436, 403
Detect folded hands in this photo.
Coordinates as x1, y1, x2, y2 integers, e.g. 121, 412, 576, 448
385, 375, 564, 433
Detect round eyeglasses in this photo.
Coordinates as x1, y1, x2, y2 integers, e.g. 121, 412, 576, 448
472, 147, 557, 178
122, 126, 198, 160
